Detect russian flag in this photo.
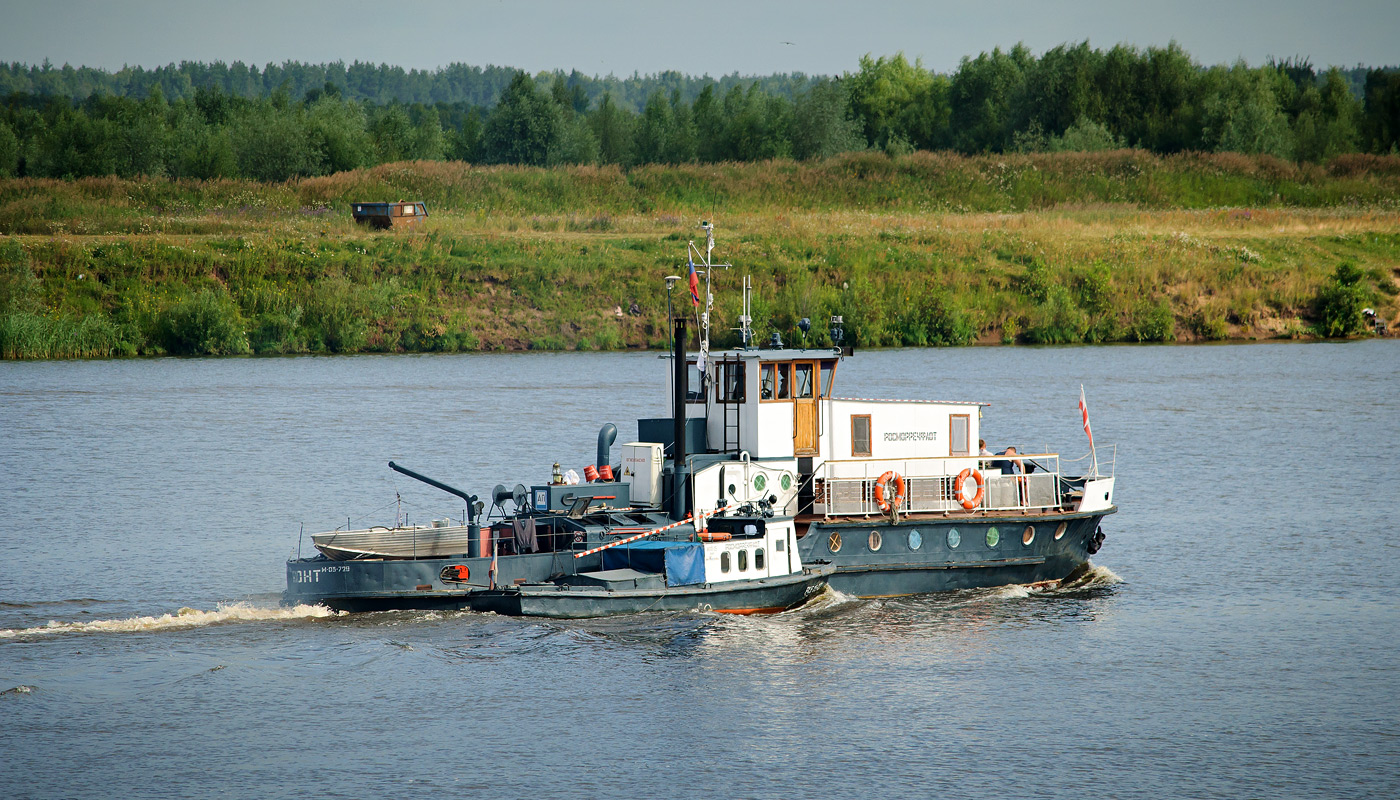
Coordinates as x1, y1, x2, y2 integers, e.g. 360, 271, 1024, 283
688, 257, 701, 307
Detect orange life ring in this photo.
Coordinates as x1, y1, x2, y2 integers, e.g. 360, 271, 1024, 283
698, 530, 732, 542
955, 468, 984, 510
873, 471, 906, 513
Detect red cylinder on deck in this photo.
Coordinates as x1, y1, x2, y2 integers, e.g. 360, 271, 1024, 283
599, 464, 614, 481
583, 465, 600, 482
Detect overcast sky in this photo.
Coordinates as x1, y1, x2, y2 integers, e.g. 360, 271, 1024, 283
2, 0, 1396, 77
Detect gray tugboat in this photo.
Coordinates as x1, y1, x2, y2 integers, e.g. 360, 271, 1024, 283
284, 223, 1116, 615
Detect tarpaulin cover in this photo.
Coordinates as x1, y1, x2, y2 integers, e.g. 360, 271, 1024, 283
601, 541, 706, 586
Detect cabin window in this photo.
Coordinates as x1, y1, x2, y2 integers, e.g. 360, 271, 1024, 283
775, 363, 790, 399
821, 360, 837, 397
685, 360, 706, 403
738, 549, 748, 571
720, 552, 731, 573
760, 364, 775, 400
716, 361, 745, 404
755, 548, 765, 570
851, 415, 872, 457
794, 363, 814, 399
403, 205, 415, 215
950, 414, 970, 456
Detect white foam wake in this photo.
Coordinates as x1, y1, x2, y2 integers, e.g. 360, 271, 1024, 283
0, 602, 340, 640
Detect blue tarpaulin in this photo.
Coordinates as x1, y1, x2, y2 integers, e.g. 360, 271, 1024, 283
601, 541, 706, 587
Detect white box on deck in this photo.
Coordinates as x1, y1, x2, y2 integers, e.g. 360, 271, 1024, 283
620, 442, 663, 507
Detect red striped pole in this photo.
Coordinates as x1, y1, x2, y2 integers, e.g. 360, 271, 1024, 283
573, 511, 707, 559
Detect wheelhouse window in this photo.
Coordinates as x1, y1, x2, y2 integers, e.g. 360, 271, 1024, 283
762, 362, 791, 401
716, 361, 745, 404
851, 415, 872, 457
820, 360, 837, 397
950, 414, 970, 456
794, 363, 814, 399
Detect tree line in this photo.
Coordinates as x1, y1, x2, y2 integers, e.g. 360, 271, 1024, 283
2, 42, 1398, 182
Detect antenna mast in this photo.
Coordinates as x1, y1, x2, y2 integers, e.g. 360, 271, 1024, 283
687, 220, 731, 369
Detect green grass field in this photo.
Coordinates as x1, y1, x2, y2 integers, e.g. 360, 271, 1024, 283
2, 151, 1398, 358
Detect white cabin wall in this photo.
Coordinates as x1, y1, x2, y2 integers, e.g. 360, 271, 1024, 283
700, 520, 797, 584
754, 404, 795, 458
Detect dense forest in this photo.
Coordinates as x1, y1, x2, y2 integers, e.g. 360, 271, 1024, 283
2, 43, 1398, 182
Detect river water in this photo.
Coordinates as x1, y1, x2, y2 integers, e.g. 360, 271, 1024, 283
1, 342, 1397, 799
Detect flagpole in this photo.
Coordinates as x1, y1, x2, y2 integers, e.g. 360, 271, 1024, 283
1080, 384, 1098, 478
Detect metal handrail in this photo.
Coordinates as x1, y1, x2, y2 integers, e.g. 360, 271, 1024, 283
813, 454, 1065, 517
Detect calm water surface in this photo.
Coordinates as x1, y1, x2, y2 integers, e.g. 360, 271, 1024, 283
2, 342, 1398, 799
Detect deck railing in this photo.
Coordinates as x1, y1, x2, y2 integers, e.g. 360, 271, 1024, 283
814, 454, 1064, 517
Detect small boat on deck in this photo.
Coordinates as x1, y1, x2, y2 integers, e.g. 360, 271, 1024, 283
469, 514, 831, 618
311, 522, 475, 561
284, 222, 1117, 615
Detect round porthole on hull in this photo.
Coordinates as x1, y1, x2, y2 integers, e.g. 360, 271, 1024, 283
908, 529, 923, 550
1054, 522, 1068, 541
986, 527, 1000, 548
868, 530, 882, 552
1022, 525, 1035, 546
828, 531, 842, 553
947, 529, 960, 549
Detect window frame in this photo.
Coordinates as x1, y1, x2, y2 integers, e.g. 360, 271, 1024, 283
949, 414, 971, 456
761, 362, 792, 402
714, 360, 746, 404
684, 359, 706, 405
851, 414, 872, 457
793, 362, 815, 399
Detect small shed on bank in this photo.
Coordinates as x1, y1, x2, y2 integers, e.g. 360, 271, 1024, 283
352, 201, 428, 229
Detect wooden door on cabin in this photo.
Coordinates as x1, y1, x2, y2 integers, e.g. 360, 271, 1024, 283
793, 360, 819, 456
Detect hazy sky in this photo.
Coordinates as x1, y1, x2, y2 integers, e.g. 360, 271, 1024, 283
2, 0, 1396, 76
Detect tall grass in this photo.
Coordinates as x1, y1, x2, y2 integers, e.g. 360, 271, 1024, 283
2, 153, 1398, 358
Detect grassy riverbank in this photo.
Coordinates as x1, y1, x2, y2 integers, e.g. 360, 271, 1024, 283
2, 151, 1398, 358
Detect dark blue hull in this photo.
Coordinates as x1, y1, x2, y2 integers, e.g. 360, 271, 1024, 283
798, 508, 1114, 598
283, 550, 600, 613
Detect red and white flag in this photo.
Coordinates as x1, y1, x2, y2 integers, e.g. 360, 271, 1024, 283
488, 541, 498, 589
1079, 384, 1094, 449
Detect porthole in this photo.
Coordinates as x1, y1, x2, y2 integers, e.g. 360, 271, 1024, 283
755, 548, 765, 570
720, 552, 731, 573
986, 527, 1000, 548
828, 531, 842, 553
753, 474, 767, 492
780, 474, 792, 491
1054, 522, 1068, 541
1022, 525, 1035, 546
947, 528, 960, 549
908, 529, 923, 550
868, 530, 883, 552
738, 550, 749, 571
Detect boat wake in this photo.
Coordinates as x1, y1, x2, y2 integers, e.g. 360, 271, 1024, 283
0, 601, 341, 640
789, 585, 865, 617
1040, 562, 1123, 593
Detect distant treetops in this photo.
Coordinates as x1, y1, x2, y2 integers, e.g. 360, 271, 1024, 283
1, 43, 1398, 181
